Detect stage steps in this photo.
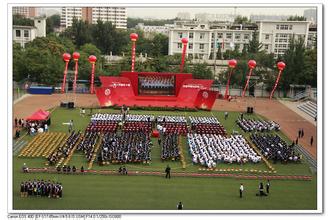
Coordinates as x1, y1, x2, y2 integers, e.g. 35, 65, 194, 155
297, 101, 317, 118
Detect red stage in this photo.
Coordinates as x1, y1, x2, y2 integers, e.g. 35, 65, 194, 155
95, 71, 218, 110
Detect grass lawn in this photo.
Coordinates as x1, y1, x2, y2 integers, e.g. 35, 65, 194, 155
12, 107, 317, 210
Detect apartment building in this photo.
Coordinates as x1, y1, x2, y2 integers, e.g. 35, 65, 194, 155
13, 7, 37, 18
60, 7, 127, 29
256, 21, 310, 57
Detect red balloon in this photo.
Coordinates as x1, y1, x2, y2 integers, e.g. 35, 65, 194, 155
181, 38, 188, 44
72, 52, 80, 61
62, 53, 71, 62
248, 60, 257, 69
277, 61, 286, 71
89, 55, 97, 63
228, 59, 237, 68
130, 33, 138, 41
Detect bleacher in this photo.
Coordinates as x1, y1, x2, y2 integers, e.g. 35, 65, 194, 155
297, 101, 317, 118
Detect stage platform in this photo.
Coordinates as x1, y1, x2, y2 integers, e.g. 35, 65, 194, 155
95, 71, 219, 110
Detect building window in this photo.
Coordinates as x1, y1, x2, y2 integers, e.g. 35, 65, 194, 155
200, 33, 205, 40
15, 30, 21, 37
226, 33, 232, 39
264, 45, 269, 50
211, 33, 214, 38
217, 33, 223, 38
177, 43, 182, 49
188, 43, 193, 49
24, 30, 29, 38
289, 25, 293, 30
235, 34, 241, 40
265, 34, 270, 40
189, 33, 194, 39
244, 34, 250, 40
178, 32, 183, 38
199, 44, 204, 50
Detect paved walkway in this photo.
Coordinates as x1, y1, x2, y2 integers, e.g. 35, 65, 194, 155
27, 167, 312, 181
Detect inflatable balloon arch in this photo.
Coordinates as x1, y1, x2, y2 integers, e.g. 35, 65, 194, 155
61, 33, 286, 100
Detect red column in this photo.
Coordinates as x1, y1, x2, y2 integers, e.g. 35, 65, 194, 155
88, 55, 97, 94
242, 60, 256, 97
269, 61, 286, 100
224, 59, 237, 100
180, 38, 188, 73
130, 33, 138, 72
72, 52, 80, 94
61, 53, 71, 94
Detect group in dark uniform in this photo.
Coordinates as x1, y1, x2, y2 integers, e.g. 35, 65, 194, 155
251, 134, 302, 163
20, 180, 63, 198
160, 134, 180, 161
98, 132, 152, 164
77, 131, 99, 162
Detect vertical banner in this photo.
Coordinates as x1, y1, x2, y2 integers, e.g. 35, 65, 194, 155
61, 53, 71, 93
224, 59, 237, 99
89, 55, 97, 94
72, 52, 80, 94
130, 33, 138, 72
242, 60, 256, 97
180, 38, 188, 73
270, 61, 286, 100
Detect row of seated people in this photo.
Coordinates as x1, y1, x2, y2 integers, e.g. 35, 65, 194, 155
160, 134, 180, 161
159, 122, 188, 135
98, 132, 152, 164
236, 118, 281, 132
47, 131, 81, 165
85, 121, 118, 133
188, 133, 261, 168
250, 134, 301, 163
90, 113, 123, 122
189, 116, 220, 125
157, 116, 187, 124
123, 121, 153, 133
77, 131, 99, 162
139, 76, 175, 89
125, 114, 155, 122
192, 124, 227, 136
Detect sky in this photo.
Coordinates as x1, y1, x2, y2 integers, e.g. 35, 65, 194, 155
126, 7, 315, 19
43, 6, 316, 19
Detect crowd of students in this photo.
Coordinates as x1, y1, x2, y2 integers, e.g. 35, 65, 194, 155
250, 134, 302, 163
98, 132, 152, 164
77, 131, 99, 162
236, 118, 281, 132
188, 134, 261, 168
160, 134, 180, 161
90, 113, 123, 122
20, 180, 63, 199
47, 131, 82, 165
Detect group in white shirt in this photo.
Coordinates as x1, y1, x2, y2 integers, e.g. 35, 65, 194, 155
188, 133, 261, 168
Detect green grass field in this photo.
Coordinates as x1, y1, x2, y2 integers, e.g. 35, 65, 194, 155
12, 107, 317, 210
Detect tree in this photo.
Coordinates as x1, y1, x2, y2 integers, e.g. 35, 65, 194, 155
247, 30, 263, 53
234, 16, 250, 24
46, 14, 61, 34
191, 63, 213, 79
13, 14, 34, 26
149, 33, 169, 57
287, 15, 306, 21
61, 18, 92, 48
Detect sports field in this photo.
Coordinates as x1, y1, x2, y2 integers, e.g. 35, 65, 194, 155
12, 107, 317, 210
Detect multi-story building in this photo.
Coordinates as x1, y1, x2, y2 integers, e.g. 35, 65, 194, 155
13, 17, 46, 47
250, 14, 289, 22
169, 20, 313, 59
169, 22, 255, 59
60, 7, 127, 29
307, 24, 317, 49
136, 23, 174, 39
13, 7, 37, 18
256, 21, 310, 57
176, 12, 191, 20
60, 7, 83, 28
195, 13, 235, 23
